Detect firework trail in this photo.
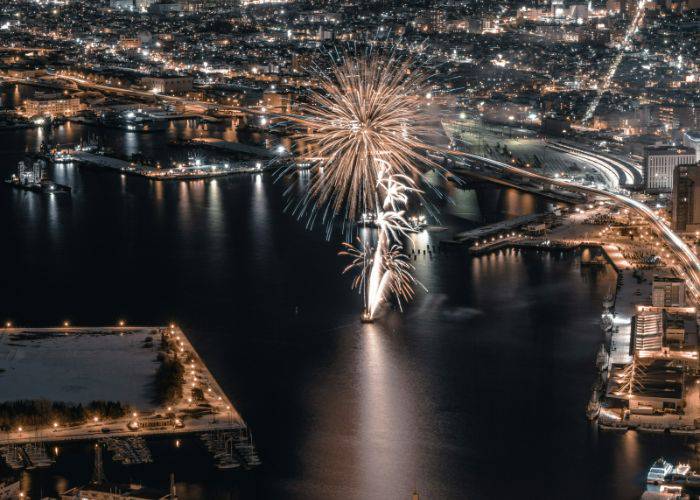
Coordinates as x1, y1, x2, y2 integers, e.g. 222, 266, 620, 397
292, 49, 441, 320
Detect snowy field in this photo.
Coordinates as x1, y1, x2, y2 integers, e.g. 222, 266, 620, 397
0, 328, 161, 409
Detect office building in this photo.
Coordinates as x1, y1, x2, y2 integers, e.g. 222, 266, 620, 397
644, 145, 696, 192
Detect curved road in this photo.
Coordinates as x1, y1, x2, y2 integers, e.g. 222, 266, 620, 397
452, 152, 700, 300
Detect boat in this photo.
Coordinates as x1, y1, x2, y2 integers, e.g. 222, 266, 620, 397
669, 426, 697, 435
586, 391, 600, 420
596, 344, 609, 372
600, 314, 614, 332
98, 110, 167, 133
647, 458, 673, 484
52, 150, 74, 163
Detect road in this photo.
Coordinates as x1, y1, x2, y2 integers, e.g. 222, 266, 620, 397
547, 141, 643, 187
582, 0, 646, 124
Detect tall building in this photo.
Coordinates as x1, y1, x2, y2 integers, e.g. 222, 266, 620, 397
672, 163, 700, 232
644, 145, 696, 192
652, 275, 686, 307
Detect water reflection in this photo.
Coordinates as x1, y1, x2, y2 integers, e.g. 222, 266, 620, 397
358, 323, 417, 498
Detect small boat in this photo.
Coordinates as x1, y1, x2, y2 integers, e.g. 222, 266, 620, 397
596, 344, 609, 372
586, 391, 600, 420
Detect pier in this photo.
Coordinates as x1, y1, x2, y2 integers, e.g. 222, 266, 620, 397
70, 151, 266, 179
0, 325, 247, 446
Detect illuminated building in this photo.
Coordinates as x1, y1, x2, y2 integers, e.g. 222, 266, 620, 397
23, 96, 83, 117
644, 145, 696, 192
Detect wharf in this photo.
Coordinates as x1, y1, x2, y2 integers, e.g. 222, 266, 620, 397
0, 325, 246, 445
71, 152, 265, 179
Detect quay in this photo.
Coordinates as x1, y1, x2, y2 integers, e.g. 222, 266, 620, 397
69, 151, 267, 179
0, 325, 246, 446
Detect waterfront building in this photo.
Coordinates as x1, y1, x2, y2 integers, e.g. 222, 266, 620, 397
672, 163, 700, 232
23, 96, 83, 117
644, 145, 696, 192
651, 276, 686, 307
608, 359, 685, 414
633, 310, 664, 353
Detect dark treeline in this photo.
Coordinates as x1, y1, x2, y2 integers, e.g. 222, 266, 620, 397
154, 355, 185, 405
0, 400, 130, 430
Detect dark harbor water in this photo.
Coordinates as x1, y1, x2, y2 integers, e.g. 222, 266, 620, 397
0, 84, 698, 499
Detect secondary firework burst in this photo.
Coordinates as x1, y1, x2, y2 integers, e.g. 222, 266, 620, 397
292, 48, 442, 321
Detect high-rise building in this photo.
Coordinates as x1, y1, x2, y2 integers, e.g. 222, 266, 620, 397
672, 163, 700, 232
644, 145, 696, 192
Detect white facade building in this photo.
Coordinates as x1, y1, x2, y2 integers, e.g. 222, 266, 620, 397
644, 145, 697, 192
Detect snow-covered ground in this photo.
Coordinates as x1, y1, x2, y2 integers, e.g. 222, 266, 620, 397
0, 328, 161, 409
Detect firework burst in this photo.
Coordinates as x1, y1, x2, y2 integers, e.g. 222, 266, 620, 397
291, 50, 441, 222
292, 49, 442, 320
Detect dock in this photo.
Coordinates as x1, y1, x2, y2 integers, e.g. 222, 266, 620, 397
0, 325, 247, 446
70, 152, 266, 179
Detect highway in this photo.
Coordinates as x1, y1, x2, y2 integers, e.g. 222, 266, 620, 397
451, 151, 700, 300
547, 141, 642, 187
